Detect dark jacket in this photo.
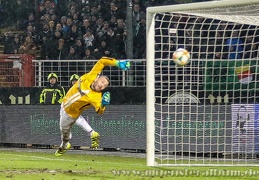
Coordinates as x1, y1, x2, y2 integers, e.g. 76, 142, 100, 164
39, 83, 65, 104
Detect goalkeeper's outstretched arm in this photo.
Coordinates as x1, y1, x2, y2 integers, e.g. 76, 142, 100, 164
89, 56, 131, 76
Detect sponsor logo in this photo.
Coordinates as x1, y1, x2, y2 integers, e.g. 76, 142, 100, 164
165, 91, 200, 104
235, 65, 253, 84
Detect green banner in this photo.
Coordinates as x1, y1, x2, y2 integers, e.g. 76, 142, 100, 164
204, 60, 259, 92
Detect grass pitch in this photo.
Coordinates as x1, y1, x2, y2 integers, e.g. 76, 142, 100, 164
0, 148, 259, 180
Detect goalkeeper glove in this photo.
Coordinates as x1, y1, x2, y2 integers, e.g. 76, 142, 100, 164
115, 59, 130, 70
101, 91, 110, 107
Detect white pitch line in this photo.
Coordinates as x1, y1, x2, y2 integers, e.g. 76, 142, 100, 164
0, 153, 145, 167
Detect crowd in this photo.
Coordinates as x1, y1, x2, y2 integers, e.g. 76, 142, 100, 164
2, 0, 198, 87
2, 0, 187, 60
3, 0, 258, 88
2, 0, 258, 63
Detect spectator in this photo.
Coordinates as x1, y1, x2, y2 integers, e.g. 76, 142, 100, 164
50, 12, 58, 23
132, 3, 145, 27
92, 16, 104, 36
60, 16, 70, 35
64, 46, 80, 81
36, 4, 46, 21
39, 72, 65, 105
94, 40, 111, 58
49, 38, 68, 60
103, 1, 125, 21
112, 19, 126, 58
82, 48, 96, 60
72, 13, 81, 26
112, 34, 126, 59
37, 13, 47, 29
228, 46, 242, 59
66, 16, 74, 32
53, 29, 63, 40
67, 1, 78, 17
89, 4, 101, 17
24, 25, 37, 40
98, 0, 109, 13
45, 31, 65, 60
212, 31, 227, 59
48, 20, 56, 37
18, 34, 37, 57
226, 31, 244, 59
68, 24, 82, 46
55, 22, 63, 32
10, 35, 22, 54
116, 0, 127, 10
81, 19, 92, 34
39, 23, 52, 39
83, 29, 95, 49
96, 21, 110, 43
89, 15, 98, 27
144, 0, 159, 10
42, 13, 52, 25
82, 48, 95, 73
74, 38, 85, 59
133, 0, 145, 10
80, 4, 91, 18
109, 15, 117, 29
102, 28, 116, 50
3, 31, 14, 54
42, 0, 57, 12
39, 36, 49, 59
243, 35, 258, 59
65, 46, 80, 60
114, 19, 126, 36
47, 8, 56, 19
22, 13, 37, 31
133, 13, 146, 59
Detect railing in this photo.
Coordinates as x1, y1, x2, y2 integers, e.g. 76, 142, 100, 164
33, 59, 146, 87
0, 54, 34, 87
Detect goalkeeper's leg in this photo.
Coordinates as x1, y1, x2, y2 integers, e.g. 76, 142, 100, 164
55, 106, 75, 157
76, 116, 100, 149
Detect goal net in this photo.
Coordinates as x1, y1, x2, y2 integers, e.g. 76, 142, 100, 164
146, 0, 259, 166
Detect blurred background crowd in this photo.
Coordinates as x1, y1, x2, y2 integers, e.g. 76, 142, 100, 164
0, 0, 211, 60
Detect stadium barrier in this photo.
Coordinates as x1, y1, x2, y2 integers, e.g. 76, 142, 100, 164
33, 59, 146, 87
0, 105, 146, 150
0, 87, 145, 105
2, 104, 256, 155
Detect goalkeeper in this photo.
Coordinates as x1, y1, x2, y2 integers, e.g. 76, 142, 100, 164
55, 56, 130, 157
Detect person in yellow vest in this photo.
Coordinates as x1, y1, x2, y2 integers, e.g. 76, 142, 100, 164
55, 56, 130, 156
69, 74, 80, 86
39, 73, 65, 104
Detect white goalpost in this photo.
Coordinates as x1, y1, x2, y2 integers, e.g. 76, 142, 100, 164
146, 0, 259, 166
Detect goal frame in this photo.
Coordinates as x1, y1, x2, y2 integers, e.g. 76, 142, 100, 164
146, 0, 259, 167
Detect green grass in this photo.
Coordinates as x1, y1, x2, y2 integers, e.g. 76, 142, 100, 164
0, 149, 259, 180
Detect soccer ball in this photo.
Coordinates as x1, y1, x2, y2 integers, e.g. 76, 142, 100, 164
172, 48, 190, 66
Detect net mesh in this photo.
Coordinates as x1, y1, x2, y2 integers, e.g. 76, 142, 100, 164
152, 2, 259, 166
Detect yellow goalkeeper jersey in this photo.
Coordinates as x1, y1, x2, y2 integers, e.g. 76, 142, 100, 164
62, 57, 117, 119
